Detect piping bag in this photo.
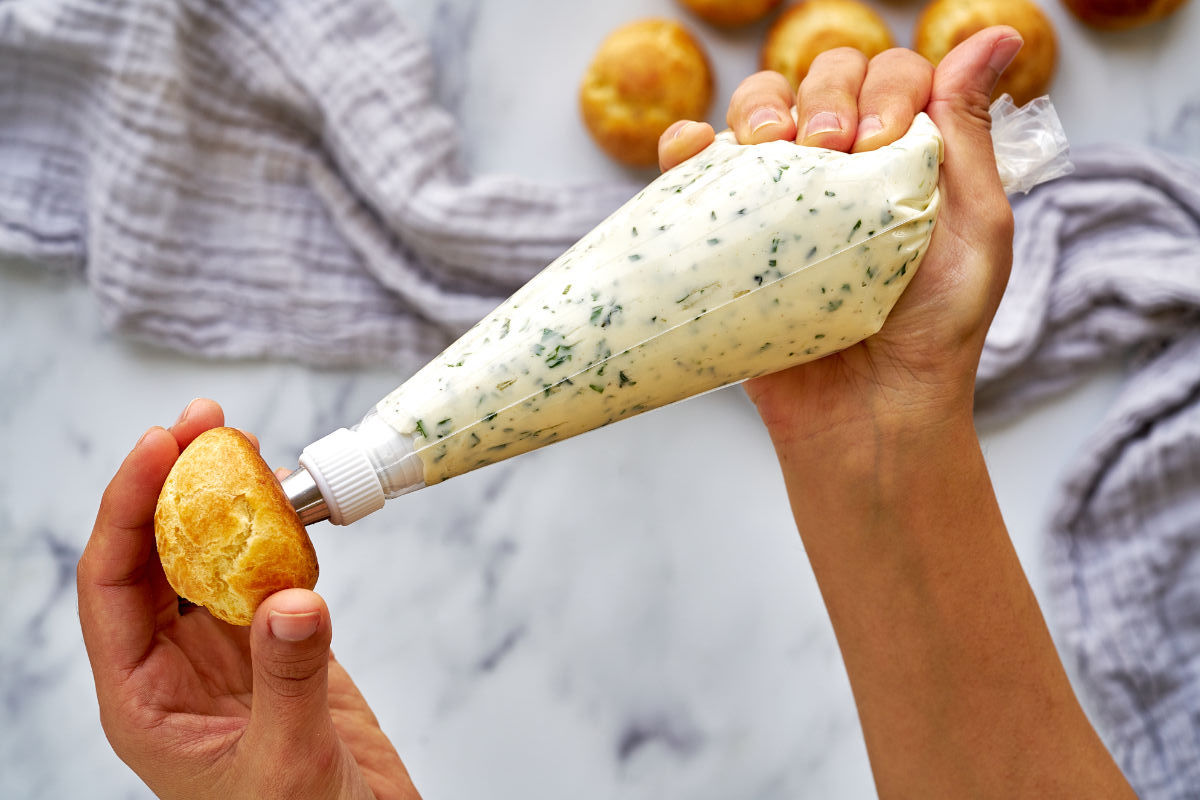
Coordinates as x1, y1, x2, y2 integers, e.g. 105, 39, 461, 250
282, 95, 1071, 526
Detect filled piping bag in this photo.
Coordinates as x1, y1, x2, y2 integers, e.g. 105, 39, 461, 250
283, 95, 1071, 526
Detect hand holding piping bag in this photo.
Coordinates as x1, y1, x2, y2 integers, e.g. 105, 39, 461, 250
660, 27, 1134, 797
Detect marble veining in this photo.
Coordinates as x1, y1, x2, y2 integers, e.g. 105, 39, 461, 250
2, 0, 1197, 798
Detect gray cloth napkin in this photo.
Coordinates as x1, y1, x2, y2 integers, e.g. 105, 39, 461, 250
976, 147, 1200, 799
0, 0, 634, 373
3, 1, 1200, 797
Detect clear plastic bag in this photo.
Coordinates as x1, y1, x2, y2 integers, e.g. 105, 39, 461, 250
298, 97, 1076, 523
991, 93, 1073, 195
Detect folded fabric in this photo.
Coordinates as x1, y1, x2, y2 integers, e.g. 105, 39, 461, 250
3, 1, 1200, 797
0, 0, 635, 372
976, 146, 1200, 799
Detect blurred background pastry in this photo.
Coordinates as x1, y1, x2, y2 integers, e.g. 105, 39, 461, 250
579, 18, 713, 167
914, 0, 1057, 106
677, 0, 784, 27
1061, 0, 1190, 30
760, 0, 895, 89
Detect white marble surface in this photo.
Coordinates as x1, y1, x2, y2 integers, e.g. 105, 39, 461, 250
2, 1, 1198, 798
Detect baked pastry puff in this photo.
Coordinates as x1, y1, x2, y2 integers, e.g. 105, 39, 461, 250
677, 0, 784, 27
580, 18, 714, 166
914, 0, 1058, 106
155, 427, 318, 625
760, 0, 895, 89
1061, 0, 1189, 31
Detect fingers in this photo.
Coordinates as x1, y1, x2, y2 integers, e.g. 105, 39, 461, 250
78, 426, 181, 675
168, 397, 224, 450
726, 71, 798, 145
245, 589, 338, 757
924, 27, 1023, 327
657, 120, 716, 172
79, 398, 228, 677
853, 49, 934, 153
169, 395, 262, 451
928, 27, 1023, 206
796, 47, 868, 149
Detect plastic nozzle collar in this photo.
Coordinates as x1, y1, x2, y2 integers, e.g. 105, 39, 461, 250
298, 428, 386, 526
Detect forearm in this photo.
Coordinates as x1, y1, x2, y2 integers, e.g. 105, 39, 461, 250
772, 410, 1134, 798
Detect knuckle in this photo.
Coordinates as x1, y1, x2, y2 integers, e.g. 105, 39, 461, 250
730, 79, 791, 125
800, 48, 869, 103
731, 71, 787, 104
869, 47, 930, 73
816, 46, 868, 68
944, 90, 995, 129
258, 653, 325, 695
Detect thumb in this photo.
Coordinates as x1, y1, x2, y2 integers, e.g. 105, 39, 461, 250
927, 26, 1024, 204
245, 588, 336, 755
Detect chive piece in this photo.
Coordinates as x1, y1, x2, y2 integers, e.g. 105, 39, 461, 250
414, 419, 427, 438
589, 384, 604, 393
545, 343, 574, 368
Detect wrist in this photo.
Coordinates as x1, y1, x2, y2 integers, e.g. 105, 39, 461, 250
759, 385, 985, 563
753, 382, 976, 471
